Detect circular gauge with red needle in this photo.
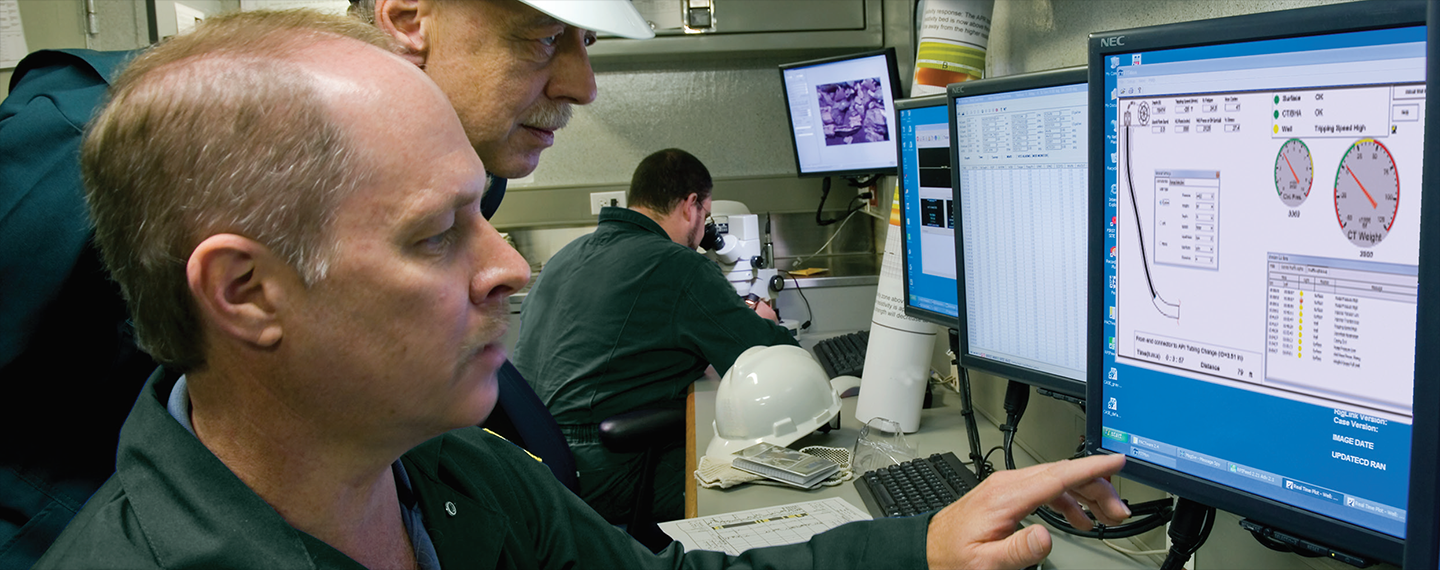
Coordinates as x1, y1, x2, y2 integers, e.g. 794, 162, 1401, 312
1334, 138, 1400, 248
1274, 138, 1312, 207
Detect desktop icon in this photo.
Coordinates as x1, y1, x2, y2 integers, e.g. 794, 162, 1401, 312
1109, 306, 1116, 319
1111, 57, 1119, 69
1110, 246, 1117, 258
1107, 397, 1118, 411
1108, 368, 1118, 380
1108, 336, 1117, 350
1132, 54, 1142, 65
1109, 275, 1117, 288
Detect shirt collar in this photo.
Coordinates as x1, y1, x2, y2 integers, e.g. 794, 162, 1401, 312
162, 373, 441, 570
598, 206, 670, 239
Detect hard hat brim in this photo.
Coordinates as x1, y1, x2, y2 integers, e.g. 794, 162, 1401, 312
518, 0, 656, 40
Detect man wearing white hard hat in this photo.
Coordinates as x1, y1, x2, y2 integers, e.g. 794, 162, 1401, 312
363, 0, 652, 180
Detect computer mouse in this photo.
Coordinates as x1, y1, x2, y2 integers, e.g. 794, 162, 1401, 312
830, 375, 862, 398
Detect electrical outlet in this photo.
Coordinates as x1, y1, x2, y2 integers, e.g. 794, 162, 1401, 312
590, 191, 626, 215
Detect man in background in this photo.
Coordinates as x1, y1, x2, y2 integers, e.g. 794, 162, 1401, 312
38, 11, 1131, 569
513, 148, 798, 523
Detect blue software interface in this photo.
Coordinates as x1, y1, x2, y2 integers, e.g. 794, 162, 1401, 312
955, 83, 1088, 381
901, 102, 958, 319
1100, 26, 1424, 538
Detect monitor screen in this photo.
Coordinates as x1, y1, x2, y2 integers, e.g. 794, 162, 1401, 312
1089, 2, 1425, 563
780, 48, 902, 177
950, 67, 1089, 399
898, 95, 959, 327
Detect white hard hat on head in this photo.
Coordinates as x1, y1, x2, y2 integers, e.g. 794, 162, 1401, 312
516, 0, 656, 40
705, 345, 843, 459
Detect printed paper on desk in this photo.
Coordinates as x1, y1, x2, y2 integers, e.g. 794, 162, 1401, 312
658, 497, 872, 555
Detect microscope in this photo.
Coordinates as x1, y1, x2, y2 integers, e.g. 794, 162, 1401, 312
701, 201, 797, 333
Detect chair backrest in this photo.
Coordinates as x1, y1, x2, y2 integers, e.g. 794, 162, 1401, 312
480, 360, 580, 494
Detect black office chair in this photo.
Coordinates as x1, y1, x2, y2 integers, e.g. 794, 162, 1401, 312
598, 408, 687, 553
482, 363, 683, 553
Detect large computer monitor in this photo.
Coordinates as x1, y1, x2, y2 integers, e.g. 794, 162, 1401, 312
780, 48, 902, 178
1087, 2, 1426, 564
949, 67, 1089, 400
1404, 4, 1440, 568
898, 94, 960, 327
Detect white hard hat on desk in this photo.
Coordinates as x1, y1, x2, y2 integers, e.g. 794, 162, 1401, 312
705, 345, 843, 459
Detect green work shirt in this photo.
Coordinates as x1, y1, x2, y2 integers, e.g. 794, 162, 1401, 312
35, 368, 933, 569
514, 207, 798, 426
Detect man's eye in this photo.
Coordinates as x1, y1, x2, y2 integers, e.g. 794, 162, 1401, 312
419, 227, 459, 251
539, 33, 561, 47
583, 32, 597, 47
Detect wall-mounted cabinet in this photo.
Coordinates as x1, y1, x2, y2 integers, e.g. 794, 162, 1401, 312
590, 0, 882, 61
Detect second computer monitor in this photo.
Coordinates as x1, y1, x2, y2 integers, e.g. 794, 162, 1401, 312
948, 67, 1090, 399
899, 94, 960, 327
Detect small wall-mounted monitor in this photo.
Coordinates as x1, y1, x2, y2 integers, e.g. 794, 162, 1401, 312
1089, 2, 1426, 564
949, 67, 1090, 400
780, 48, 902, 178
898, 94, 960, 328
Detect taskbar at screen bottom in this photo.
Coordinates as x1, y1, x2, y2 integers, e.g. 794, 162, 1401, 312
1100, 428, 1406, 539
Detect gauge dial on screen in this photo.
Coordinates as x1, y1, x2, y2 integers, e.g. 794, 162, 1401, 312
1334, 139, 1400, 248
1274, 138, 1312, 207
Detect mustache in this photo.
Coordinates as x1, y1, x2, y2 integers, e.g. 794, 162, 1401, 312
521, 102, 572, 131
460, 305, 511, 358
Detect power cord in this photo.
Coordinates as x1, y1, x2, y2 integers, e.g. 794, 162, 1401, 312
790, 208, 860, 267
1159, 497, 1216, 570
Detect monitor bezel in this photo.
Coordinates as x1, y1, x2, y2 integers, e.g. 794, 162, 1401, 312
1085, 2, 1426, 565
897, 94, 961, 329
947, 66, 1090, 400
1404, 2, 1440, 568
779, 47, 904, 178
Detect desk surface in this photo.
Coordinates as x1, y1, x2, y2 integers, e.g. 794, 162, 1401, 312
687, 376, 1156, 569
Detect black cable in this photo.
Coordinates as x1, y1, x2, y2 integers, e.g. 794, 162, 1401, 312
1160, 498, 1216, 570
950, 332, 992, 480
815, 176, 871, 226
981, 445, 1005, 467
779, 271, 814, 331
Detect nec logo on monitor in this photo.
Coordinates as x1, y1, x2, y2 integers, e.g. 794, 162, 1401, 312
1100, 36, 1125, 47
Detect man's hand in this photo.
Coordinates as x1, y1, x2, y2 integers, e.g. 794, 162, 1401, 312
753, 299, 779, 322
925, 454, 1128, 570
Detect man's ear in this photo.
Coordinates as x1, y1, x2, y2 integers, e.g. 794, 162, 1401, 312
681, 193, 700, 222
186, 235, 292, 349
375, 0, 430, 68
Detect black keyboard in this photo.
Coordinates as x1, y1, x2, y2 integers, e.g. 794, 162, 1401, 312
813, 330, 869, 378
853, 452, 980, 518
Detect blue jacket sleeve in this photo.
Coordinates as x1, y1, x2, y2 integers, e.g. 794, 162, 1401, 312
0, 49, 134, 367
